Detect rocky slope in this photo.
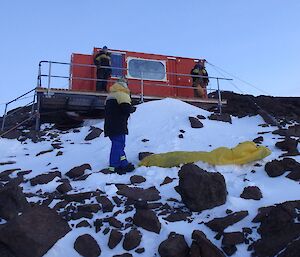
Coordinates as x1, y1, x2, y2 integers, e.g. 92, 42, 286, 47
0, 97, 300, 257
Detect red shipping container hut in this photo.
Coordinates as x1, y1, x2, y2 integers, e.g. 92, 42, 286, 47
70, 47, 207, 98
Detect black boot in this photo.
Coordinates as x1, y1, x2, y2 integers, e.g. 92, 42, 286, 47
116, 163, 135, 175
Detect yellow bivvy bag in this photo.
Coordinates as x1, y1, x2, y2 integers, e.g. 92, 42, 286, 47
139, 141, 271, 168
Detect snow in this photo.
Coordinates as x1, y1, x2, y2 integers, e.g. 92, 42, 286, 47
0, 98, 299, 257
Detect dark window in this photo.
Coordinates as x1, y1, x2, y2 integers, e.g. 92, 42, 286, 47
128, 59, 166, 80
111, 53, 124, 77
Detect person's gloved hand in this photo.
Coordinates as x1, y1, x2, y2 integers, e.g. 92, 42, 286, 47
130, 106, 137, 113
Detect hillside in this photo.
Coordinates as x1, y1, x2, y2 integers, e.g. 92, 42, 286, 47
0, 97, 300, 257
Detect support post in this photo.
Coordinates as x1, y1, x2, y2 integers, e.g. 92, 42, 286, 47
140, 71, 144, 103
47, 61, 52, 96
35, 94, 41, 131
37, 62, 42, 88
217, 78, 222, 115
1, 103, 8, 131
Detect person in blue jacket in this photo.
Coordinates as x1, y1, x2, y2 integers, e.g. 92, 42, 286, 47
104, 78, 135, 174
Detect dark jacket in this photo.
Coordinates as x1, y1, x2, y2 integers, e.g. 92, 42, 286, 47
94, 51, 112, 75
191, 64, 209, 84
104, 82, 133, 137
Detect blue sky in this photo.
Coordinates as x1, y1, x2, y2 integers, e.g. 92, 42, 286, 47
0, 0, 300, 112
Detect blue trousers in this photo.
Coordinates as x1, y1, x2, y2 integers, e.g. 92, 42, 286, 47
109, 135, 129, 169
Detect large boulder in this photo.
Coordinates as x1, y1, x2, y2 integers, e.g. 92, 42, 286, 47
175, 164, 227, 211
251, 200, 300, 257
158, 232, 189, 257
133, 209, 161, 234
0, 182, 29, 221
74, 234, 101, 257
0, 206, 71, 257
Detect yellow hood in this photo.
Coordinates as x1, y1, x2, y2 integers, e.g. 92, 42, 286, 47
109, 82, 130, 95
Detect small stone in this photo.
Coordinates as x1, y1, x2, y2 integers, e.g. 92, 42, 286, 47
160, 176, 175, 186
130, 175, 146, 184
189, 117, 204, 128
77, 204, 101, 213
138, 152, 154, 161
76, 220, 91, 228
85, 127, 103, 141
240, 186, 263, 200
56, 181, 72, 194
66, 164, 91, 179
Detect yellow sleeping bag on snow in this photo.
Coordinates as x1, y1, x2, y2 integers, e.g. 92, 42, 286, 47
139, 141, 271, 168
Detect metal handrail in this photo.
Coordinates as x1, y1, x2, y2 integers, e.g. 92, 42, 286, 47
38, 60, 233, 114
1, 89, 36, 131
39, 60, 232, 81
39, 74, 222, 92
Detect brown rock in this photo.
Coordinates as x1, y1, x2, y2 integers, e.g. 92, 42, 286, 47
240, 186, 263, 200
36, 149, 54, 156
77, 204, 101, 213
189, 117, 204, 128
117, 185, 161, 202
123, 229, 142, 251
176, 164, 227, 212
133, 209, 161, 234
0, 206, 70, 257
191, 230, 226, 257
205, 211, 249, 233
138, 152, 154, 161
158, 232, 189, 257
0, 182, 29, 221
30, 171, 61, 186
56, 181, 72, 194
160, 176, 175, 186
66, 164, 91, 179
130, 175, 146, 184
208, 113, 232, 124
74, 234, 101, 257
222, 232, 245, 246
108, 229, 123, 249
85, 127, 103, 141
96, 196, 114, 213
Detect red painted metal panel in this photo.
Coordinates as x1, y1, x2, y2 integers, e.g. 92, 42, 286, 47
71, 54, 95, 91
175, 58, 195, 98
70, 48, 207, 99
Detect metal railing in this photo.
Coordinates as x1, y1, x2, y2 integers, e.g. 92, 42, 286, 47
1, 89, 36, 133
37, 60, 232, 113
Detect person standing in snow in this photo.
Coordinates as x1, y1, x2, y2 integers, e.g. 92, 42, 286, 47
190, 60, 209, 98
104, 78, 135, 175
93, 46, 112, 91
